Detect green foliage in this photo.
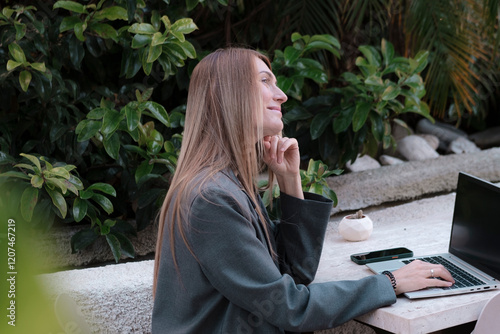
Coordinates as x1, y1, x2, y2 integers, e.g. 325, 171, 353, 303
259, 159, 341, 218
272, 32, 341, 101
0, 153, 119, 242
300, 159, 342, 205
0, 1, 196, 263
283, 39, 433, 167
332, 39, 433, 158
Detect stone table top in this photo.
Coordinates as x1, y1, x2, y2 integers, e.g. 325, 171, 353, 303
315, 193, 499, 334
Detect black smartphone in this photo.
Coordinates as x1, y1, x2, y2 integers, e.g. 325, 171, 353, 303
350, 247, 413, 265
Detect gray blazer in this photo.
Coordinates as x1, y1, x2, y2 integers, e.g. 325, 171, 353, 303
152, 170, 396, 333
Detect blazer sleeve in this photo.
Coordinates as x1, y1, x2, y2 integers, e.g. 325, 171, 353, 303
186, 188, 396, 332
274, 192, 333, 285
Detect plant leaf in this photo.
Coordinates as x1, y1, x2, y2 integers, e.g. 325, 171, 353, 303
45, 185, 68, 218
105, 233, 121, 262
73, 197, 88, 222
71, 228, 99, 253
19, 70, 32, 92
352, 102, 371, 132
143, 101, 169, 127
9, 43, 26, 63
101, 109, 124, 135
91, 193, 114, 214
53, 1, 88, 14
75, 120, 101, 142
21, 187, 38, 222
103, 132, 120, 160
110, 231, 135, 258
86, 183, 116, 196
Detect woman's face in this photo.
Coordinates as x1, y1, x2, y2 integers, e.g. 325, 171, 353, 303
255, 57, 288, 136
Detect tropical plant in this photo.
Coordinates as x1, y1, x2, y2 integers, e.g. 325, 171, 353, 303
191, 0, 500, 128
259, 159, 342, 219
0, 1, 199, 263
284, 39, 433, 167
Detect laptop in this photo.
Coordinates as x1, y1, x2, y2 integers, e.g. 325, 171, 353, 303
367, 172, 500, 299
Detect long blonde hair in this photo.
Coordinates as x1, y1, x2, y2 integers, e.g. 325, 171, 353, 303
153, 48, 274, 296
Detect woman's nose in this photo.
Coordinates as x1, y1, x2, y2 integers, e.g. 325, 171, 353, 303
274, 86, 288, 103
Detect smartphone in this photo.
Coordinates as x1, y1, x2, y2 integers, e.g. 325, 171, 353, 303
350, 247, 413, 265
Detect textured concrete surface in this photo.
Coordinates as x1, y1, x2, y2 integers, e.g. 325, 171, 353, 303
328, 147, 500, 214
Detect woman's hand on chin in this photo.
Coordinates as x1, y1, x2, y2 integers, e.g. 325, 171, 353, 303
262, 135, 303, 199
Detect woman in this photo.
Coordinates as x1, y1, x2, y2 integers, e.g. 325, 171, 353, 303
152, 48, 454, 333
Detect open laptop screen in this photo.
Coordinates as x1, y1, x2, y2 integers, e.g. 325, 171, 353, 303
449, 172, 500, 280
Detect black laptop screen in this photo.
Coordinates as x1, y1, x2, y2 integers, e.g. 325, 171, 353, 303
449, 172, 500, 280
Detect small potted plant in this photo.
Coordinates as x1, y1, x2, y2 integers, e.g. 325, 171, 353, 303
338, 210, 373, 241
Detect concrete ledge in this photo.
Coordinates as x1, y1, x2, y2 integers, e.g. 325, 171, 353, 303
328, 147, 500, 214
39, 260, 154, 333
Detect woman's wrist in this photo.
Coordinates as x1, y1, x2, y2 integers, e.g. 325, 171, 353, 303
382, 271, 397, 294
276, 174, 303, 199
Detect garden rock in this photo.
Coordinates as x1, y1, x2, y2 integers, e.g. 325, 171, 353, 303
419, 134, 440, 150
448, 137, 480, 154
379, 155, 404, 166
416, 119, 467, 150
346, 154, 381, 172
396, 135, 440, 161
469, 126, 500, 148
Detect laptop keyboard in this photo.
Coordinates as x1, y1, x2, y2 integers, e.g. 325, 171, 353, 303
402, 256, 486, 289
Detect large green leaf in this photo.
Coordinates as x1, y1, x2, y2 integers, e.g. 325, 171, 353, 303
76, 120, 101, 142
284, 46, 302, 66
131, 34, 152, 49
110, 231, 135, 258
20, 187, 38, 222
381, 85, 401, 101
93, 6, 128, 21
143, 101, 169, 127
283, 106, 312, 122
90, 23, 118, 41
170, 18, 198, 34
59, 16, 81, 32
333, 106, 355, 133
73, 197, 88, 222
71, 228, 98, 253
310, 111, 333, 140
103, 132, 120, 160
128, 23, 157, 35
91, 193, 114, 214
135, 160, 154, 184
53, 1, 87, 14
106, 233, 122, 263
86, 183, 116, 196
19, 70, 32, 92
0, 171, 31, 180
358, 45, 381, 67
352, 102, 371, 132
9, 43, 26, 63
101, 109, 124, 135
147, 44, 162, 63
45, 186, 67, 218
381, 39, 394, 67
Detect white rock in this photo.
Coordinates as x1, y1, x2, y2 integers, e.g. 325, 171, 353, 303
346, 154, 381, 172
448, 137, 481, 154
379, 155, 404, 165
418, 134, 440, 150
397, 135, 439, 161
416, 119, 467, 150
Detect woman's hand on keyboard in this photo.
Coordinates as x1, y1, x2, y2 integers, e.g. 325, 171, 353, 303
391, 260, 455, 295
